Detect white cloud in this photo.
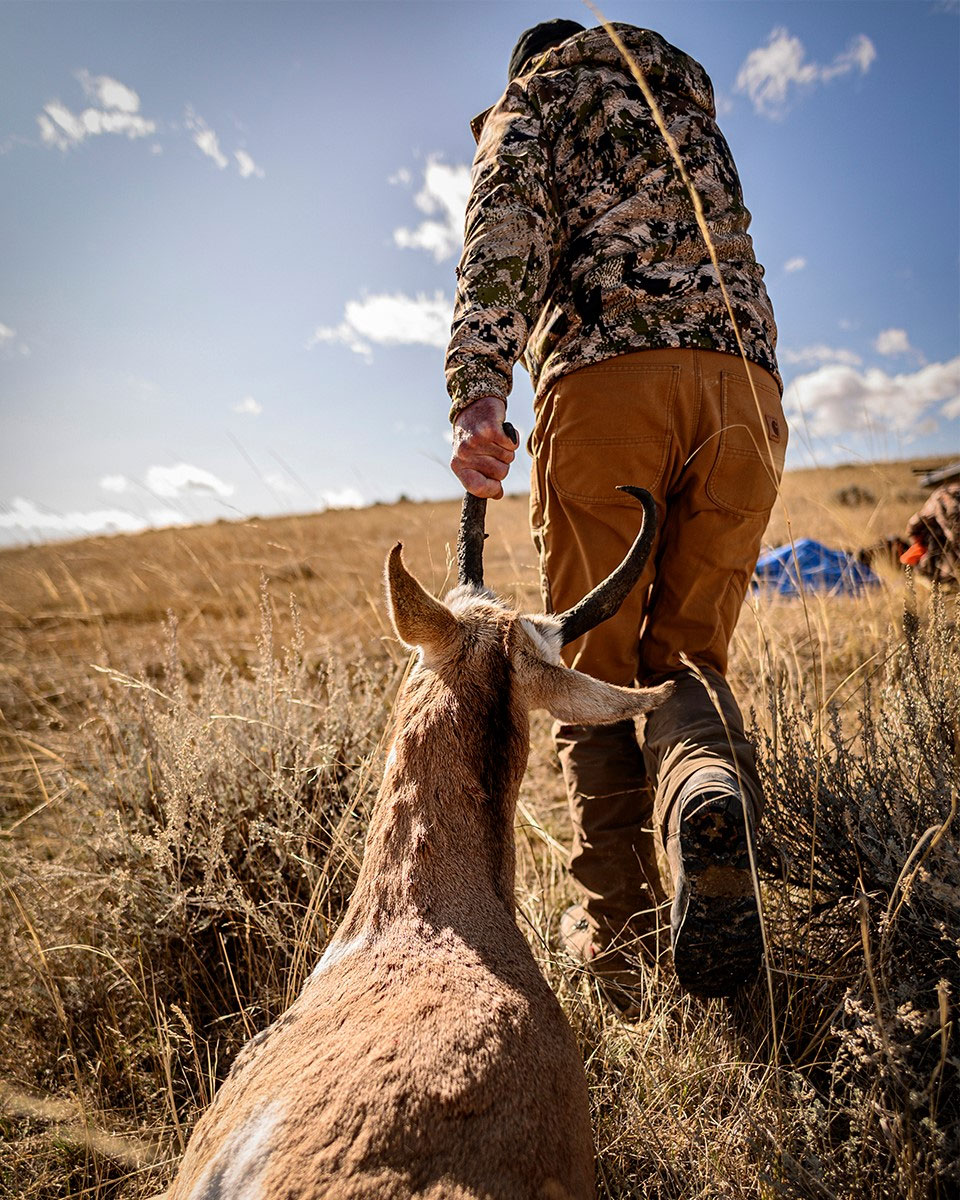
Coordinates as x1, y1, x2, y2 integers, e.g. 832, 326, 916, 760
393, 158, 471, 262
233, 395, 263, 416
196, 131, 226, 168
37, 74, 155, 150
81, 109, 155, 139
781, 344, 863, 368
0, 497, 146, 536
145, 463, 234, 499
820, 33, 876, 81
99, 474, 130, 494
320, 487, 364, 510
184, 110, 263, 177
78, 71, 140, 114
736, 28, 876, 118
309, 319, 373, 360
389, 166, 412, 186
235, 149, 264, 179
148, 508, 187, 528
784, 256, 807, 273
0, 321, 29, 358
37, 102, 85, 148
0, 497, 190, 539
873, 328, 915, 357
784, 356, 960, 439
185, 110, 228, 169
308, 291, 452, 359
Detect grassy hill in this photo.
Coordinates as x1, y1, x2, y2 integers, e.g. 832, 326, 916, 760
1, 457, 957, 1198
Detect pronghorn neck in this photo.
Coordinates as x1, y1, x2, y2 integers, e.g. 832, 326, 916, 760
346, 657, 528, 927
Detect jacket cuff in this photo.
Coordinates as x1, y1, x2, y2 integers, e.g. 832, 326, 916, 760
446, 369, 510, 424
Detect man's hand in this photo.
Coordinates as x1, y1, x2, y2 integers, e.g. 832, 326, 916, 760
451, 396, 518, 500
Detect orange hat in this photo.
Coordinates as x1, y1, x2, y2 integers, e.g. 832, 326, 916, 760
900, 542, 925, 566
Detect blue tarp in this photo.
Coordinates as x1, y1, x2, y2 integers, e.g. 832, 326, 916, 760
753, 538, 880, 596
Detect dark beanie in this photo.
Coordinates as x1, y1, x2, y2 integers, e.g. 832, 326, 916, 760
507, 18, 586, 80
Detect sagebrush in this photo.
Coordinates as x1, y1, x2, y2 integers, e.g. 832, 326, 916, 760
1, 480, 957, 1199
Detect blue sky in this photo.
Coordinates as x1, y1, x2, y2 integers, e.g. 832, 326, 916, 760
1, 0, 958, 543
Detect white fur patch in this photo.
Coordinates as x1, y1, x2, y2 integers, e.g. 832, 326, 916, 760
520, 617, 563, 664
444, 583, 503, 614
188, 1102, 281, 1200
309, 933, 367, 980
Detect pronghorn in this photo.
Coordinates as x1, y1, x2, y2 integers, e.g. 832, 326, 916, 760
167, 486, 670, 1200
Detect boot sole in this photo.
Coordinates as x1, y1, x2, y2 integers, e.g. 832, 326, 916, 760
670, 793, 762, 997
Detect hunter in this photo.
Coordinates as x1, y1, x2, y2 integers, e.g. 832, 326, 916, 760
447, 19, 786, 1002
903, 482, 960, 585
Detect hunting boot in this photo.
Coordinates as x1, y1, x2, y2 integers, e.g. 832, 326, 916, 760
555, 720, 667, 1013
665, 766, 763, 997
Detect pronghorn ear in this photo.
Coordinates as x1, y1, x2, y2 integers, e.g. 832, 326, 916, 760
524, 658, 675, 725
386, 544, 460, 654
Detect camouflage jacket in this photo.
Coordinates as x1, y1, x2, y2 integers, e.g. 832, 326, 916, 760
907, 483, 960, 584
445, 24, 780, 420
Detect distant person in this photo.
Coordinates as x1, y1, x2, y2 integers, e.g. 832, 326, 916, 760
446, 19, 785, 1002
901, 482, 960, 585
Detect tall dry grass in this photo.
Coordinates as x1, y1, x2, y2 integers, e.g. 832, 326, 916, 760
0, 459, 956, 1198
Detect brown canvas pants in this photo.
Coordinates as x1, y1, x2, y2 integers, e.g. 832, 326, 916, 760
529, 348, 787, 950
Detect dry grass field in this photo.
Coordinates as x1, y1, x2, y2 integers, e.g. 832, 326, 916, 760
1, 455, 957, 1199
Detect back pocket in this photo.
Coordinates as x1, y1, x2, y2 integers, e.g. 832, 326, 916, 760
706, 372, 787, 518
550, 364, 677, 504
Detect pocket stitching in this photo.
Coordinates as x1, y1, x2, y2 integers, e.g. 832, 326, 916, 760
564, 364, 686, 377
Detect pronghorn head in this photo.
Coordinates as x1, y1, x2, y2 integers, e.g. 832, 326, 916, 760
386, 487, 673, 726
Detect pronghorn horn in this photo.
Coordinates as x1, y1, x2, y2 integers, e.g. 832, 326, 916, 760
556, 486, 658, 647
457, 493, 487, 588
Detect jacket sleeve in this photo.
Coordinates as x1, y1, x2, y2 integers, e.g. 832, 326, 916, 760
445, 83, 561, 421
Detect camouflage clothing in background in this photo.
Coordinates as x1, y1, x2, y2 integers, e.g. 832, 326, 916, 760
907, 483, 960, 584
445, 23, 780, 421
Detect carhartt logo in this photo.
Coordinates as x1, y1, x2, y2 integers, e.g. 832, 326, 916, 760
765, 414, 781, 442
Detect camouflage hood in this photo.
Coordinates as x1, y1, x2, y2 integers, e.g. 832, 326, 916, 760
449, 23, 779, 418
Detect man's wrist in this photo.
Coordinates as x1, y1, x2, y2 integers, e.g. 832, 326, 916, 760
451, 394, 507, 424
